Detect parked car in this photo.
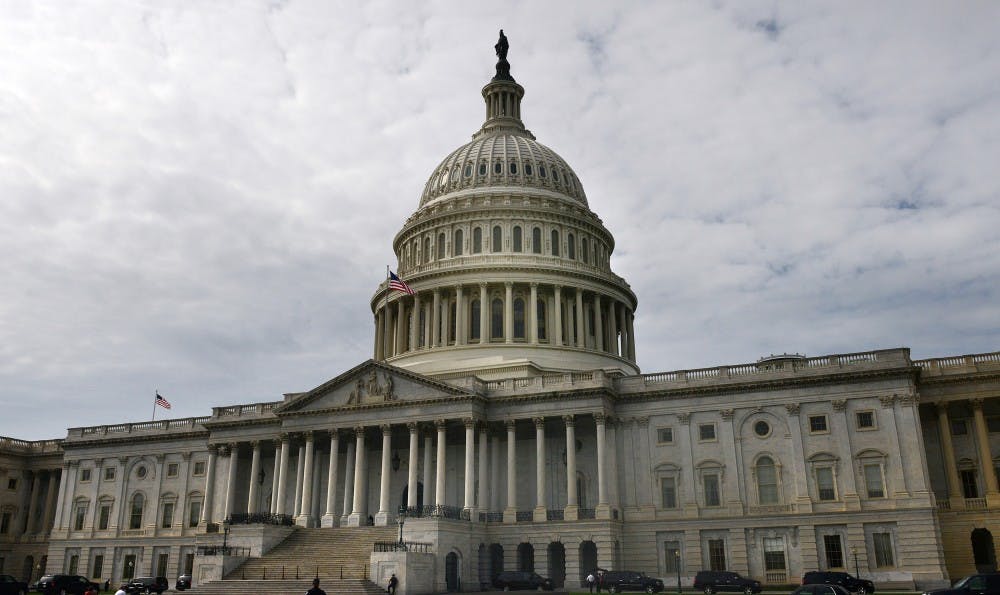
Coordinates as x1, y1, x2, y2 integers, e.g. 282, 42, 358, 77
694, 571, 762, 595
492, 570, 554, 591
794, 585, 853, 595
35, 575, 100, 595
174, 575, 191, 591
0, 574, 29, 595
803, 571, 875, 595
124, 576, 168, 594
602, 570, 665, 593
923, 573, 1000, 595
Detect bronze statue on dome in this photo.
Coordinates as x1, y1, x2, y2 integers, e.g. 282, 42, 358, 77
495, 29, 509, 61
492, 29, 515, 82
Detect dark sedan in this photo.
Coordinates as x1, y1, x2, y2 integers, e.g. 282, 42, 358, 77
0, 574, 28, 595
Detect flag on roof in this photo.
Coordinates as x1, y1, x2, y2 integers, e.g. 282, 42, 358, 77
388, 271, 415, 295
155, 392, 172, 410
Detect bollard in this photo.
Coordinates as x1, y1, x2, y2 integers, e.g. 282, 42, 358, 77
296, 566, 299, 580
281, 565, 285, 580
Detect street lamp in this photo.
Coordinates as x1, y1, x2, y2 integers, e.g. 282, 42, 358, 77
675, 550, 682, 594
222, 519, 231, 552
396, 510, 405, 547
850, 545, 859, 576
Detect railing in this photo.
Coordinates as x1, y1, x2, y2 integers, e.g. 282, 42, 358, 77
916, 352, 1000, 370
74, 417, 211, 437
937, 500, 952, 511
546, 509, 564, 521
749, 504, 795, 514
227, 513, 294, 526
765, 571, 788, 584
515, 511, 533, 522
197, 546, 250, 557
120, 529, 147, 537
578, 508, 596, 519
401, 505, 463, 519
481, 511, 503, 523
393, 253, 631, 291
0, 436, 62, 453
373, 541, 433, 553
213, 402, 282, 418
966, 498, 988, 510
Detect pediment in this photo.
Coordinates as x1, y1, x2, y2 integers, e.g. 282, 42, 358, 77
276, 360, 473, 414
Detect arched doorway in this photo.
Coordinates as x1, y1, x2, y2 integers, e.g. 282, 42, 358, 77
445, 552, 460, 592
22, 556, 34, 583
972, 528, 997, 572
580, 541, 598, 586
548, 542, 566, 588
489, 544, 504, 581
478, 544, 488, 588
517, 543, 535, 572
400, 482, 424, 512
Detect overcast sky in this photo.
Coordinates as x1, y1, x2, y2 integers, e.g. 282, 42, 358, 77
2, 1, 998, 440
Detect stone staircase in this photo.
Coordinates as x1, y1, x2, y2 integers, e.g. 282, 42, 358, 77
197, 525, 397, 593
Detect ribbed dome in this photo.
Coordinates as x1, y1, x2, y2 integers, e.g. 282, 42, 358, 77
418, 132, 589, 208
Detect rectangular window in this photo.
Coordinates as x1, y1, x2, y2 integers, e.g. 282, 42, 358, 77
952, 420, 968, 435
657, 428, 673, 444
68, 554, 79, 575
864, 464, 886, 498
189, 501, 201, 527
809, 415, 829, 433
92, 555, 104, 579
856, 411, 876, 429
104, 467, 116, 481
763, 537, 786, 571
98, 505, 111, 530
0, 512, 11, 534
703, 474, 721, 507
162, 503, 174, 528
661, 477, 677, 509
961, 469, 979, 498
708, 539, 727, 571
74, 505, 88, 531
167, 463, 179, 478
664, 541, 681, 573
699, 424, 716, 441
193, 461, 206, 476
824, 534, 844, 568
873, 532, 895, 567
156, 553, 169, 578
79, 469, 92, 482
184, 553, 195, 575
122, 555, 137, 580
816, 467, 837, 501
6, 478, 16, 490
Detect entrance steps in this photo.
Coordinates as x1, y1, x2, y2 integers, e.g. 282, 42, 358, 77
186, 578, 385, 594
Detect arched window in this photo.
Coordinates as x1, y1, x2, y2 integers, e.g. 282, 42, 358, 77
756, 457, 779, 504
494, 162, 502, 174
525, 163, 533, 176
454, 229, 463, 256
513, 226, 523, 252
539, 164, 547, 178
492, 226, 502, 252
537, 299, 547, 341
567, 233, 576, 260
491, 298, 503, 340
509, 161, 518, 175
479, 163, 487, 176
532, 228, 542, 254
437, 233, 446, 259
464, 164, 472, 178
471, 300, 481, 341
473, 228, 482, 254
551, 230, 560, 256
513, 298, 525, 339
423, 237, 430, 264
581, 237, 589, 263
129, 493, 145, 530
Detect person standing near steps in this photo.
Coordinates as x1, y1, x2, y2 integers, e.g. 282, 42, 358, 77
306, 577, 327, 595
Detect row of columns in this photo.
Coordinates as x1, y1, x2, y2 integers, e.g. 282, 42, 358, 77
375, 283, 636, 361
5, 468, 61, 538
935, 398, 1000, 506
205, 413, 613, 528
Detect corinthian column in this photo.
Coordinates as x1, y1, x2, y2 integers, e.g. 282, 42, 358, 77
464, 419, 476, 512
565, 416, 579, 520
321, 431, 340, 527
504, 420, 517, 524
376, 425, 392, 525
479, 283, 488, 344
971, 399, 1000, 504
201, 446, 217, 524
553, 285, 563, 346
504, 282, 513, 343
594, 295, 604, 352
533, 418, 547, 521
223, 444, 239, 521
435, 420, 447, 508
407, 423, 419, 510
575, 291, 585, 347
432, 289, 441, 347
455, 285, 465, 345
529, 283, 539, 344
348, 428, 366, 526
275, 436, 290, 515
297, 432, 315, 527
936, 403, 964, 507
596, 414, 610, 519
247, 441, 261, 514
396, 299, 407, 354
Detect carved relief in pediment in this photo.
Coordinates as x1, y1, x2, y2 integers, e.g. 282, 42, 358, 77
347, 370, 396, 404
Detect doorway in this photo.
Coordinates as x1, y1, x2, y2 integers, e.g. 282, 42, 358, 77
548, 542, 566, 588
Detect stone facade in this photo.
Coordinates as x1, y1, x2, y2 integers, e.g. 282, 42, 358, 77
1, 39, 998, 594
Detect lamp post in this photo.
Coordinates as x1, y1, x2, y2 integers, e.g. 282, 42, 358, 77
675, 550, 682, 594
850, 545, 859, 576
126, 558, 134, 581
396, 510, 405, 546
222, 519, 231, 553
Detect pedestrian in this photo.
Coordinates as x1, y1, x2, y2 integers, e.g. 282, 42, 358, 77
587, 571, 596, 593
114, 586, 127, 595
104, 579, 111, 592
387, 573, 399, 594
596, 571, 605, 593
306, 577, 327, 595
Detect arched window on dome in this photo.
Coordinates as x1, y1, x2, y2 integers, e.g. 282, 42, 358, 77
129, 493, 144, 530
509, 161, 518, 175
568, 233, 576, 260
473, 228, 482, 254
553, 169, 560, 183
491, 298, 503, 341
551, 230, 560, 257
539, 164, 547, 178
537, 298, 547, 341
492, 226, 502, 253
451, 165, 460, 184
512, 226, 522, 252
513, 298, 525, 340
470, 299, 481, 341
440, 170, 449, 187
423, 237, 431, 264
494, 162, 503, 175
532, 228, 542, 254
437, 233, 446, 260
464, 164, 472, 178
525, 163, 533, 176
756, 456, 780, 505
581, 236, 589, 263
479, 162, 487, 176
454, 229, 464, 256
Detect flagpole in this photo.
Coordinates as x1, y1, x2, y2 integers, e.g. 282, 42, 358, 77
383, 265, 390, 362
152, 390, 157, 421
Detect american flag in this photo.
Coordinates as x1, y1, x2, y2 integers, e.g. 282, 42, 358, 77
388, 271, 415, 295
155, 392, 172, 410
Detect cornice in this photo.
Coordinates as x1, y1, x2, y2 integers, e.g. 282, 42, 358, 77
916, 370, 1000, 388
59, 429, 210, 450
275, 393, 488, 418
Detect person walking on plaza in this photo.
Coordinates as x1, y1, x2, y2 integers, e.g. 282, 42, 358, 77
113, 586, 127, 595
587, 572, 596, 592
306, 577, 327, 595
387, 573, 399, 594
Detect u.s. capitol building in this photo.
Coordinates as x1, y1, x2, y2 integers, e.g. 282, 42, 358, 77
2, 35, 999, 594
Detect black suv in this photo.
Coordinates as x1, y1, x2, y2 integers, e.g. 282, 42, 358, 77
492, 571, 554, 591
124, 577, 169, 594
0, 573, 29, 595
603, 570, 665, 593
923, 573, 1000, 595
803, 571, 875, 595
36, 575, 100, 595
694, 571, 762, 595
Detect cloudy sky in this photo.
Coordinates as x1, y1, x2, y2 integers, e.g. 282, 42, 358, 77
2, 1, 998, 440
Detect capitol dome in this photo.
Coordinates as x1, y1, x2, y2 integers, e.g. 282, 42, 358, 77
371, 36, 638, 380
